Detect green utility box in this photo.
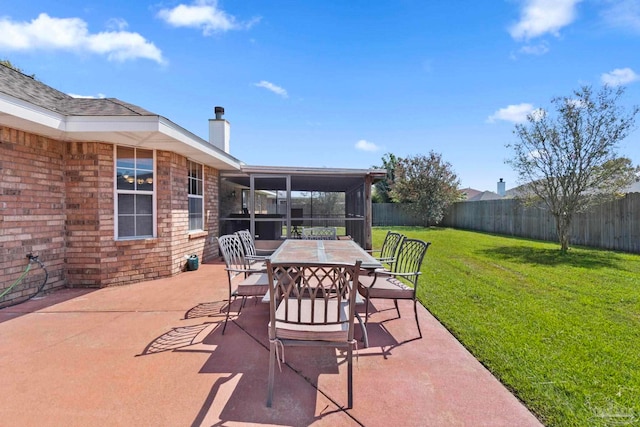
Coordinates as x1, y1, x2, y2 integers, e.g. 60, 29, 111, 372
187, 254, 199, 271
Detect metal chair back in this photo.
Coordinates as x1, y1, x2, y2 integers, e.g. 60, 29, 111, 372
301, 227, 337, 240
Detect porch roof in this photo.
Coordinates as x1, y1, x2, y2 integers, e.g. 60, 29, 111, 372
223, 165, 387, 192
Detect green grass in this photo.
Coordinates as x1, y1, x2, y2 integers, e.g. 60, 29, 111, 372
372, 227, 640, 427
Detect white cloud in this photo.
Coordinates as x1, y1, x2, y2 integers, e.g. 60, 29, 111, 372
601, 0, 640, 32
0, 13, 164, 63
601, 67, 639, 86
355, 139, 379, 152
254, 80, 288, 98
157, 0, 260, 35
106, 18, 128, 31
487, 103, 536, 124
518, 42, 550, 55
509, 0, 582, 41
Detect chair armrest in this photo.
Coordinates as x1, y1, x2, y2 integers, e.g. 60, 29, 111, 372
388, 271, 421, 278
225, 267, 264, 275
255, 249, 276, 256
362, 269, 420, 289
246, 254, 268, 261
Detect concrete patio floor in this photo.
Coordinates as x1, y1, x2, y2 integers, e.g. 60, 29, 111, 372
0, 261, 543, 427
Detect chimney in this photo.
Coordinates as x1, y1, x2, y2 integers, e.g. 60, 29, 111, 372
209, 106, 230, 153
497, 178, 506, 197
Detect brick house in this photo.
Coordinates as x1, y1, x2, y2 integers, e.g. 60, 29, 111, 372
1, 64, 242, 306
1, 64, 383, 307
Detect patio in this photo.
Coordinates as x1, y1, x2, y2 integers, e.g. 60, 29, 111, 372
0, 261, 542, 426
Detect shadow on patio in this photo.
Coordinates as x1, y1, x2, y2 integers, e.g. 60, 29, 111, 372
0, 262, 542, 426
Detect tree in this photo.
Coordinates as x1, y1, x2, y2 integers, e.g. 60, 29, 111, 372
506, 85, 639, 252
372, 153, 398, 203
390, 151, 461, 225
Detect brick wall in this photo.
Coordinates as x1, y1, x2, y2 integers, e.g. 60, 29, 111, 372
1, 127, 66, 306
1, 125, 221, 306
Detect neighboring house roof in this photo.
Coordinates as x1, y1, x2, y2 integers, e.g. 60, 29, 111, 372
505, 179, 640, 197
466, 191, 503, 201
460, 187, 482, 200
0, 64, 241, 171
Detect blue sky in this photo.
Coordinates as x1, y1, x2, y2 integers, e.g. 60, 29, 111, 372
1, 0, 639, 192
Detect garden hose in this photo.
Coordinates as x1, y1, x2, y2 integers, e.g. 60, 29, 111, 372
0, 254, 48, 307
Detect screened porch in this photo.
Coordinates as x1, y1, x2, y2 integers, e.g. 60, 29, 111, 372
219, 166, 385, 249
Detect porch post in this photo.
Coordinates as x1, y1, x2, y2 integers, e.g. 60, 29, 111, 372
364, 174, 373, 250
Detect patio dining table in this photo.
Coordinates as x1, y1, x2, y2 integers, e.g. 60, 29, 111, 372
266, 239, 383, 347
269, 239, 383, 269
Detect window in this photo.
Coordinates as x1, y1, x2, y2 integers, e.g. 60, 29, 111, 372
188, 160, 204, 231
115, 147, 155, 239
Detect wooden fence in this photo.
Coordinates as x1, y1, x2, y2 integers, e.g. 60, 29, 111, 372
439, 193, 640, 253
372, 203, 424, 227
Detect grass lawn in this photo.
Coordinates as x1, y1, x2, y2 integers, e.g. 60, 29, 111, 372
372, 227, 640, 427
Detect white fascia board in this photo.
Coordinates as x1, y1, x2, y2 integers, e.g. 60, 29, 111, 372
65, 115, 160, 133
157, 117, 242, 170
0, 94, 66, 137
240, 165, 387, 177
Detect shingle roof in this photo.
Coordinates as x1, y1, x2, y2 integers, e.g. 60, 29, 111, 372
0, 63, 155, 116
467, 191, 503, 201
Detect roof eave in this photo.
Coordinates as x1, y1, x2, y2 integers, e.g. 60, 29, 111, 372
0, 93, 241, 171
239, 164, 387, 178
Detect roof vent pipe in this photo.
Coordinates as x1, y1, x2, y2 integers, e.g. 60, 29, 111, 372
214, 106, 225, 120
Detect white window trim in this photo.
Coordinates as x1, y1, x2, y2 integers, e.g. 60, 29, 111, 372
113, 145, 157, 240
188, 160, 205, 232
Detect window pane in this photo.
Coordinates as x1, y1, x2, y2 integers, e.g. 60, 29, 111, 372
189, 197, 203, 230
118, 216, 135, 238
189, 215, 203, 231
118, 194, 134, 214
136, 215, 153, 236
136, 149, 153, 170
117, 147, 135, 169
117, 168, 135, 190
137, 171, 154, 191
136, 195, 153, 215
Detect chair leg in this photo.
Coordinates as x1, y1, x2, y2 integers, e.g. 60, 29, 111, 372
267, 340, 276, 407
414, 300, 422, 339
222, 295, 236, 335
347, 344, 353, 409
364, 294, 371, 326
394, 299, 400, 318
355, 312, 369, 348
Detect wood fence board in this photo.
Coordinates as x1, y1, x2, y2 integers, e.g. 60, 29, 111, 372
431, 193, 640, 253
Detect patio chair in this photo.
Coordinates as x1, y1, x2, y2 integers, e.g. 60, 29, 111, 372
369, 231, 404, 269
266, 259, 361, 408
301, 227, 337, 240
218, 234, 270, 334
235, 229, 274, 269
357, 238, 431, 338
